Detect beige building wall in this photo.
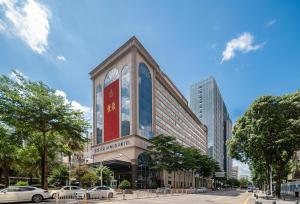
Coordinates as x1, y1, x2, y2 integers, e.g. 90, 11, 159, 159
89, 37, 208, 188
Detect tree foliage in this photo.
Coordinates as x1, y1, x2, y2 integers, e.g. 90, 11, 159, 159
227, 90, 300, 197
0, 71, 89, 189
49, 164, 68, 187
147, 134, 220, 187
119, 180, 131, 189
95, 166, 113, 186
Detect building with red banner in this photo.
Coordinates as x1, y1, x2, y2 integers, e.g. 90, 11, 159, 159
89, 37, 208, 189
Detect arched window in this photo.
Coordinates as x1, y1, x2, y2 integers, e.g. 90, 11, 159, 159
121, 66, 130, 136
104, 68, 119, 87
138, 63, 152, 138
96, 84, 103, 144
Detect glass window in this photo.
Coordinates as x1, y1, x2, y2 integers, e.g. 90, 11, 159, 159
138, 63, 152, 138
96, 84, 103, 144
104, 68, 119, 87
71, 187, 80, 190
121, 66, 131, 136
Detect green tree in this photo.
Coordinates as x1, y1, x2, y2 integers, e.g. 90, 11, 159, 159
147, 134, 220, 188
14, 145, 40, 185
0, 71, 89, 189
226, 178, 240, 187
49, 164, 68, 187
71, 165, 97, 187
227, 90, 300, 197
95, 166, 113, 186
239, 177, 249, 188
147, 134, 179, 187
119, 180, 131, 189
0, 123, 22, 186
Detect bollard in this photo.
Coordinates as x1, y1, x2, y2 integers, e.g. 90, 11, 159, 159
55, 193, 59, 204
272, 201, 276, 204
123, 189, 125, 200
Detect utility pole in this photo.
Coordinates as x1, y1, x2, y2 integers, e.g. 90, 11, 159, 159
100, 161, 103, 186
270, 164, 273, 197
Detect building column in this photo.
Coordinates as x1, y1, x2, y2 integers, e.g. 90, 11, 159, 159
131, 159, 138, 189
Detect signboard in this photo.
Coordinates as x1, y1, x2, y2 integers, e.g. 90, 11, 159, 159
104, 79, 119, 142
215, 172, 225, 178
93, 140, 130, 154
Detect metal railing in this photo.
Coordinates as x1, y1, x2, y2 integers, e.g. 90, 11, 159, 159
54, 188, 200, 203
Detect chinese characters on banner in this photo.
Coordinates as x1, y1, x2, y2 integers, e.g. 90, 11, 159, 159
104, 79, 119, 142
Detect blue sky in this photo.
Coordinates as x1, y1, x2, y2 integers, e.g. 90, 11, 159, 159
0, 0, 300, 176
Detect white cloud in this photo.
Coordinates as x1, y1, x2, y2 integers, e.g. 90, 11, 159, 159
55, 90, 92, 122
0, 0, 50, 54
57, 55, 66, 62
0, 19, 6, 31
266, 19, 276, 27
221, 32, 264, 63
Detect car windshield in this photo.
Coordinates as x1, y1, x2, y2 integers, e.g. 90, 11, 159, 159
88, 187, 95, 190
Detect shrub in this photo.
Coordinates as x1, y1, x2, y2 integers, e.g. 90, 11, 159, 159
119, 180, 131, 189
15, 181, 29, 186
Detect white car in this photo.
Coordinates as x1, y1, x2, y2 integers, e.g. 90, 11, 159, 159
76, 186, 116, 199
50, 186, 85, 198
0, 186, 51, 203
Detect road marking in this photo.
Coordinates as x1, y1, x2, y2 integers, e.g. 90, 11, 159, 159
243, 194, 251, 204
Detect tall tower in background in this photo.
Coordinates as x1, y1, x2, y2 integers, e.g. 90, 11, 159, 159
190, 77, 232, 177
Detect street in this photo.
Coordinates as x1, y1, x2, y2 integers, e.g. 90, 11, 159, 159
24, 190, 251, 204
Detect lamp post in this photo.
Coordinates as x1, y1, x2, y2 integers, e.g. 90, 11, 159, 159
100, 161, 104, 186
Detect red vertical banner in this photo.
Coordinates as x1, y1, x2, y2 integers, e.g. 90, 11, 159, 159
104, 79, 119, 142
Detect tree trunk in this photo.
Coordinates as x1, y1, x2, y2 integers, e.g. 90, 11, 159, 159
68, 153, 71, 186
275, 175, 281, 198
183, 171, 186, 188
173, 171, 176, 188
41, 132, 48, 190
3, 161, 9, 187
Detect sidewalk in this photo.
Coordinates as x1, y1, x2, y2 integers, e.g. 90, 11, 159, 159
248, 192, 299, 204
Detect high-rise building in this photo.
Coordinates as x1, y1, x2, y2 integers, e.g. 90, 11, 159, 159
190, 77, 232, 177
232, 166, 239, 179
90, 37, 208, 188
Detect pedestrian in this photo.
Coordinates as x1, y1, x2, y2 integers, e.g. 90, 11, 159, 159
295, 187, 299, 199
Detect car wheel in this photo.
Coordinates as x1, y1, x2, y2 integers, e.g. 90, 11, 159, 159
108, 192, 113, 198
52, 193, 57, 199
32, 194, 43, 203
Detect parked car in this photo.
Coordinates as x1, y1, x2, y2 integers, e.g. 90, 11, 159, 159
0, 186, 51, 203
156, 187, 171, 194
247, 186, 254, 192
195, 187, 208, 193
50, 186, 85, 198
75, 186, 116, 199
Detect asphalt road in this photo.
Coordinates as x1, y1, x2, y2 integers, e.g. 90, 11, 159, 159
20, 189, 250, 204
105, 190, 251, 204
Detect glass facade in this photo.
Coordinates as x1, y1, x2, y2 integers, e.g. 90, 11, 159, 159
190, 77, 232, 173
96, 84, 103, 144
138, 63, 152, 138
121, 66, 131, 136
137, 152, 153, 189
